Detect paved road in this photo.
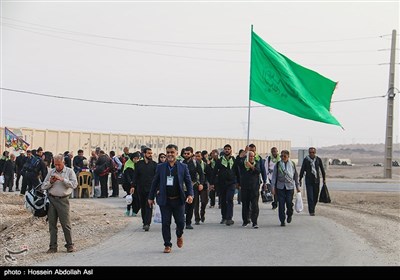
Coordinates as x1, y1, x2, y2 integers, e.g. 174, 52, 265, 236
328, 179, 399, 192
38, 194, 393, 266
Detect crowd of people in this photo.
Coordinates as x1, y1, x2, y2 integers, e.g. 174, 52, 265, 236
0, 144, 326, 253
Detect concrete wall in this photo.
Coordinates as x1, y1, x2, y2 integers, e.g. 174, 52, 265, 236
1, 127, 291, 159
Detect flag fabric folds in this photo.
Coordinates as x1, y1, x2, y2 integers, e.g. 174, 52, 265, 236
250, 31, 341, 127
4, 127, 30, 151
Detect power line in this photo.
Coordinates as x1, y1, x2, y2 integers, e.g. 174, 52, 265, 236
2, 22, 380, 55
0, 87, 388, 108
2, 23, 383, 66
1, 22, 249, 53
331, 95, 387, 103
2, 16, 383, 46
3, 24, 247, 63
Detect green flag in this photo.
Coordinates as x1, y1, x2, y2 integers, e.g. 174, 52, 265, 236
250, 31, 342, 127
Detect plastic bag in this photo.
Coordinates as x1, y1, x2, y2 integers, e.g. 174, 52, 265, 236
319, 183, 331, 203
93, 185, 101, 198
153, 204, 162, 223
295, 192, 303, 213
125, 194, 132, 205
0, 175, 4, 184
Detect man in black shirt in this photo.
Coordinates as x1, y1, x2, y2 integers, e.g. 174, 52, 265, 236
133, 147, 157, 231
299, 147, 326, 216
210, 144, 238, 226
182, 147, 204, 229
15, 151, 27, 191
148, 144, 193, 254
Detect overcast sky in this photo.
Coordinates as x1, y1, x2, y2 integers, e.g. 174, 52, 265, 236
1, 0, 399, 148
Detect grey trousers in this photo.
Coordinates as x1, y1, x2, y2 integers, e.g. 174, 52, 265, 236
48, 196, 73, 249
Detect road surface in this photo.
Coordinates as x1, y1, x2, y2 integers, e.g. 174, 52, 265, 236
38, 190, 394, 266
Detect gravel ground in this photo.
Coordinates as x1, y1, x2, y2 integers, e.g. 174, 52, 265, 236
0, 194, 130, 266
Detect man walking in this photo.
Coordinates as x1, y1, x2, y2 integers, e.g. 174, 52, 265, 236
237, 150, 261, 228
271, 150, 300, 227
182, 147, 204, 229
15, 151, 27, 191
265, 147, 280, 210
42, 154, 78, 253
148, 144, 193, 254
210, 144, 237, 226
299, 147, 326, 216
133, 147, 157, 231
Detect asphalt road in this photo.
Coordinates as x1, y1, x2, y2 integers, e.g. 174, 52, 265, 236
38, 192, 393, 266
327, 179, 400, 192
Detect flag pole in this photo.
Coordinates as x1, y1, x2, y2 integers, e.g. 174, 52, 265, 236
246, 25, 253, 156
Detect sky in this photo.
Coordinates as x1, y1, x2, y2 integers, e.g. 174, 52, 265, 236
1, 0, 399, 148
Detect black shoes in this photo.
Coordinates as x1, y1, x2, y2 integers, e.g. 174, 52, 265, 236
225, 220, 234, 226
185, 224, 193, 229
220, 219, 226, 224
287, 216, 292, 223
280, 222, 285, 227
46, 248, 57, 253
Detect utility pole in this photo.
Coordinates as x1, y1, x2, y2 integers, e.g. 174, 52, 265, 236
384, 29, 397, 179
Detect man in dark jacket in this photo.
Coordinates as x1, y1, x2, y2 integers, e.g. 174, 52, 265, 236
2, 154, 16, 192
299, 147, 326, 216
148, 144, 193, 254
182, 147, 204, 229
95, 150, 112, 198
133, 148, 157, 231
15, 151, 27, 191
210, 144, 237, 226
237, 150, 262, 228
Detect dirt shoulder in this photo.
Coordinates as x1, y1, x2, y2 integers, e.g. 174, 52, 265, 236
317, 190, 400, 265
0, 194, 131, 266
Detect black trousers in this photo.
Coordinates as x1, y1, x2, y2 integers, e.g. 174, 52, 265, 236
185, 201, 194, 225
3, 175, 14, 191
277, 187, 294, 224
241, 187, 260, 225
209, 188, 216, 206
160, 198, 185, 247
99, 175, 109, 198
138, 190, 152, 226
110, 172, 119, 197
194, 188, 209, 222
219, 184, 235, 220
20, 176, 28, 195
26, 172, 40, 192
305, 180, 320, 214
